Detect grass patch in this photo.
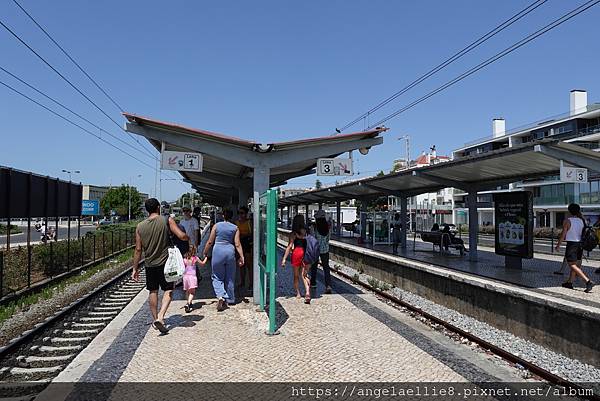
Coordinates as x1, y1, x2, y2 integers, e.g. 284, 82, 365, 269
97, 220, 141, 231
0, 249, 133, 324
0, 224, 22, 235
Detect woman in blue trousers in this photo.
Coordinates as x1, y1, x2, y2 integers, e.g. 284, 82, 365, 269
203, 210, 245, 311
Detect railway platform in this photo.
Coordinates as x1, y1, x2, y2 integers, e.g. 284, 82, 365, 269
273, 228, 600, 369
32, 249, 545, 400
333, 233, 600, 306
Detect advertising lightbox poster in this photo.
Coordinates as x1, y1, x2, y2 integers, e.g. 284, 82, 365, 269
493, 191, 534, 259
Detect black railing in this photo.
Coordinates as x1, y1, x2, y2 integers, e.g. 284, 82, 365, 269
0, 226, 135, 299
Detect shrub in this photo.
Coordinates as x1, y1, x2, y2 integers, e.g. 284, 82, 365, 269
0, 224, 22, 235
1, 227, 135, 296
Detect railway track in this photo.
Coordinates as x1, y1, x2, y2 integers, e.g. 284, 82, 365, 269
328, 265, 599, 401
0, 265, 146, 400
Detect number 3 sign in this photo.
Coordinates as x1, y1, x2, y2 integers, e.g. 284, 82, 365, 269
317, 158, 353, 176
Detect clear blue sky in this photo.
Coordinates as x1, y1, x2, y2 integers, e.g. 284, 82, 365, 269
1, 1, 599, 200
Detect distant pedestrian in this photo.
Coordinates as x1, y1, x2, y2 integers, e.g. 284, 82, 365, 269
310, 210, 332, 294
391, 213, 402, 255
235, 206, 253, 292
180, 206, 200, 248
192, 206, 202, 226
182, 246, 207, 313
555, 203, 595, 293
133, 198, 189, 333
203, 210, 245, 311
281, 214, 311, 303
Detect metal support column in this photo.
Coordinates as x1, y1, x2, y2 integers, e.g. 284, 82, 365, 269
467, 191, 478, 262
360, 200, 368, 241
400, 196, 408, 249
252, 165, 270, 304
318, 202, 323, 210
305, 204, 309, 223
336, 201, 341, 236
238, 185, 251, 209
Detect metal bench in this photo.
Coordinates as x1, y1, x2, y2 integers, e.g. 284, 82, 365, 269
415, 231, 464, 256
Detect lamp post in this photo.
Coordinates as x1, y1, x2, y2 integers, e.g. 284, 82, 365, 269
129, 175, 142, 221
62, 169, 80, 181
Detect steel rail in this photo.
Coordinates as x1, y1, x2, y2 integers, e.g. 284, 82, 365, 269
0, 261, 143, 360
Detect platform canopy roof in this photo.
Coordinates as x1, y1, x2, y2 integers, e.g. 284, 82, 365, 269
279, 139, 600, 206
124, 113, 386, 205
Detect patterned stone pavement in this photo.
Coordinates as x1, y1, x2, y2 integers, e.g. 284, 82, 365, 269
72, 250, 525, 384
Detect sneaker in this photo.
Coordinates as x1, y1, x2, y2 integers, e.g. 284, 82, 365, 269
585, 281, 595, 293
216, 298, 226, 312
184, 304, 192, 313
325, 286, 332, 294
561, 282, 574, 290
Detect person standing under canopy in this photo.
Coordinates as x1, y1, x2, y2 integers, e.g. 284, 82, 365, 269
203, 210, 245, 311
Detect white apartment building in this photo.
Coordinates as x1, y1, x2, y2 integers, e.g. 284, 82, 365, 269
452, 90, 600, 228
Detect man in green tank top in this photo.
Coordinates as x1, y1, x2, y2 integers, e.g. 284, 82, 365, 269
133, 198, 188, 333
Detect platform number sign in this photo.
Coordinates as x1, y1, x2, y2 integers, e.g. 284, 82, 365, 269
161, 151, 203, 172
318, 159, 335, 176
317, 158, 353, 176
560, 166, 588, 183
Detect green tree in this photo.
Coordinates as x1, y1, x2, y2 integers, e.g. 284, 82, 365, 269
315, 179, 323, 189
376, 170, 386, 177
355, 196, 388, 212
175, 192, 202, 208
100, 185, 143, 219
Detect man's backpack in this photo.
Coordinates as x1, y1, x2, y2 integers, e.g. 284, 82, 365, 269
303, 234, 320, 265
581, 225, 599, 252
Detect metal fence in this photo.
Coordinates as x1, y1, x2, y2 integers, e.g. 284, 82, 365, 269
0, 226, 135, 299
0, 167, 137, 300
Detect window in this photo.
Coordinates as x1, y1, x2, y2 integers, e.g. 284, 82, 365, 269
591, 180, 600, 204
557, 125, 572, 134
580, 182, 594, 204
556, 212, 565, 228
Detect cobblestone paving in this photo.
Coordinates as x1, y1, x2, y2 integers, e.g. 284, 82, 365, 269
94, 251, 524, 383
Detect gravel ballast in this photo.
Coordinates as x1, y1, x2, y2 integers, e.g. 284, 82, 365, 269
0, 257, 133, 347
331, 261, 600, 384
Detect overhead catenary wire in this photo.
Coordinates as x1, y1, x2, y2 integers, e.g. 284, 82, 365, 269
338, 0, 548, 133
0, 65, 158, 162
0, 78, 156, 171
10, 0, 125, 113
367, 0, 600, 130
0, 18, 157, 159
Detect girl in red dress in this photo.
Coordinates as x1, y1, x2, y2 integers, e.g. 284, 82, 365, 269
281, 214, 311, 303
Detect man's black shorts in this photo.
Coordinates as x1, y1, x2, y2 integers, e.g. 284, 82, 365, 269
145, 265, 174, 291
565, 241, 583, 263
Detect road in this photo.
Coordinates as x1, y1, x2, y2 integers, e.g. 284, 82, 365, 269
0, 224, 97, 247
